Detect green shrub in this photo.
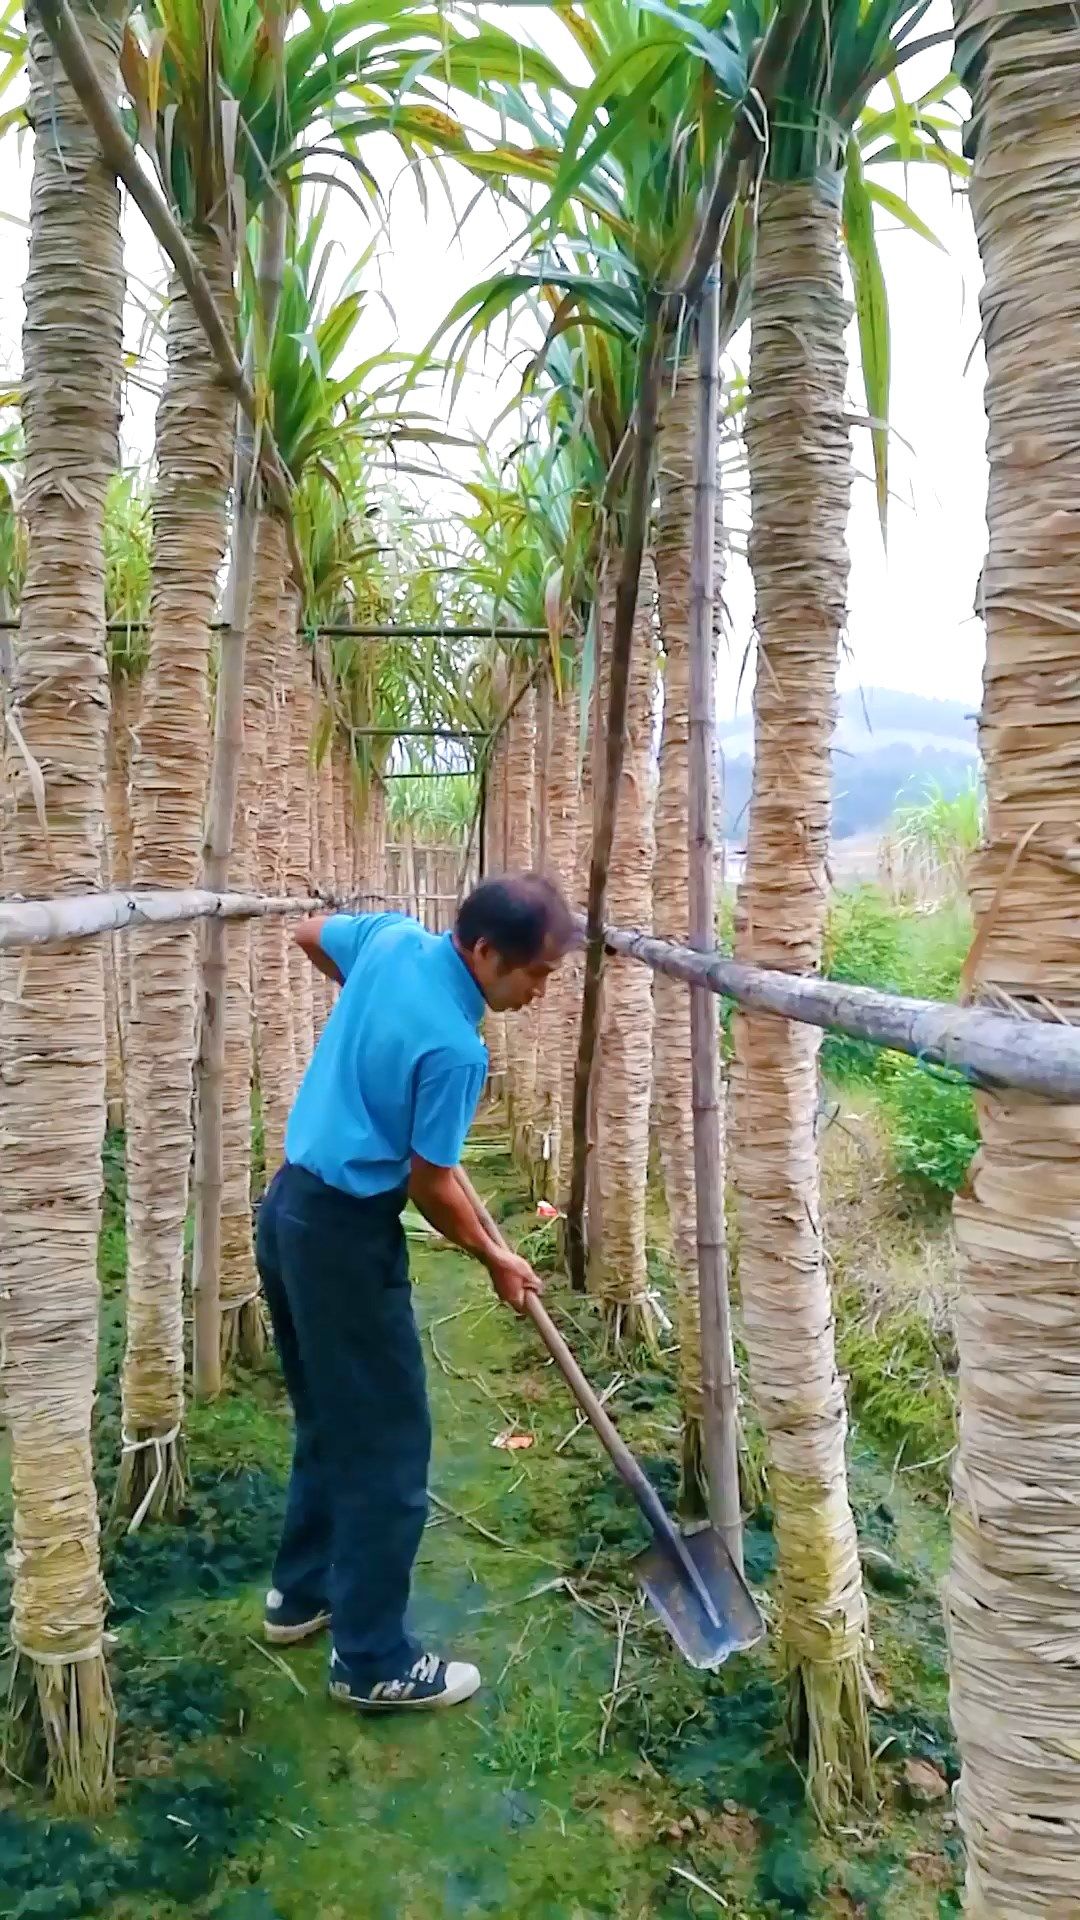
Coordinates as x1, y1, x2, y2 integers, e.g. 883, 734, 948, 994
839, 1286, 957, 1490
821, 887, 908, 1081
897, 900, 973, 1003
719, 881, 979, 1196
883, 1058, 979, 1198
816, 887, 978, 1195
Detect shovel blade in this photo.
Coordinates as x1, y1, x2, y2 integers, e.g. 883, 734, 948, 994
632, 1525, 766, 1670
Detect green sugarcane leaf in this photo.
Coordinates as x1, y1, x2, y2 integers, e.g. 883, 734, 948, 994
843, 139, 890, 545
863, 179, 944, 248
577, 602, 597, 781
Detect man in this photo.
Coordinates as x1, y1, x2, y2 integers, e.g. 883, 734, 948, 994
256, 871, 573, 1714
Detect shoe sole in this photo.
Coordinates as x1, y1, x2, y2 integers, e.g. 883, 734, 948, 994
264, 1611, 331, 1647
330, 1672, 482, 1713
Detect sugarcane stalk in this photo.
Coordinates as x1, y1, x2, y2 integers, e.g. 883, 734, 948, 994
687, 276, 743, 1571
190, 470, 257, 1401
192, 187, 287, 1399
566, 297, 664, 1291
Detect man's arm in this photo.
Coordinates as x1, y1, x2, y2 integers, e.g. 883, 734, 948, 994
454, 1165, 509, 1252
293, 915, 344, 987
409, 1156, 541, 1313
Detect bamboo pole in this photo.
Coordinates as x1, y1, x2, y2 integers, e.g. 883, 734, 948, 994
1, 881, 1077, 1101
346, 727, 488, 740
477, 764, 488, 881
0, 621, 548, 641
600, 925, 1080, 1105
190, 466, 256, 1400
688, 279, 743, 1571
0, 891, 312, 950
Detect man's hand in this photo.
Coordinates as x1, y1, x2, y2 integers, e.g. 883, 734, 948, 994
409, 1158, 542, 1312
489, 1250, 543, 1316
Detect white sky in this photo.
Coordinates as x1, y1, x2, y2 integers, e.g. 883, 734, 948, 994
0, 3, 987, 723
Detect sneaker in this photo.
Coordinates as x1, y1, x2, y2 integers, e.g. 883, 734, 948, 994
264, 1588, 331, 1646
328, 1648, 481, 1712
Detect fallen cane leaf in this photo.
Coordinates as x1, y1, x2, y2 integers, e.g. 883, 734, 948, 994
670, 1863, 729, 1907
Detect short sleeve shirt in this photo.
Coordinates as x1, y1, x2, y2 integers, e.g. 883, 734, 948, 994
284, 914, 488, 1197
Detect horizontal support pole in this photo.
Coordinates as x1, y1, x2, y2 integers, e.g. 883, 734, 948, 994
0, 620, 548, 642
0, 890, 314, 951
350, 727, 487, 740
318, 626, 547, 642
602, 925, 1080, 1105
3, 888, 1076, 1106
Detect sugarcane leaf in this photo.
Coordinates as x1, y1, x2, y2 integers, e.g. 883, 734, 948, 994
843, 139, 890, 544
577, 603, 596, 780
629, 0, 745, 97
864, 179, 943, 248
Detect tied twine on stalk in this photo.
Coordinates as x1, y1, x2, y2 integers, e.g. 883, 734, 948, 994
1, 0, 126, 1811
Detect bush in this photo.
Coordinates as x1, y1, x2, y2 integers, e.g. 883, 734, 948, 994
722, 880, 980, 1196
822, 888, 908, 1081
883, 1057, 979, 1198
819, 886, 978, 1196
897, 900, 973, 1003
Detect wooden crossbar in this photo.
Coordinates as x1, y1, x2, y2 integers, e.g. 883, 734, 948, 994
0, 887, 1075, 1104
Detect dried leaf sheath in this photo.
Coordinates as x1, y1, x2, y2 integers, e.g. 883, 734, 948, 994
531, 672, 560, 1193
253, 532, 297, 1179
121, 232, 236, 1520
588, 553, 657, 1334
733, 181, 871, 1820
218, 513, 283, 1365
945, 14, 1080, 1912
559, 707, 591, 1206
286, 643, 315, 1080
654, 355, 719, 1500
543, 677, 579, 1196
104, 673, 134, 1127
0, 0, 126, 1806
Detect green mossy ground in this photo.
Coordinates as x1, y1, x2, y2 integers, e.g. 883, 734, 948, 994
0, 1122, 961, 1920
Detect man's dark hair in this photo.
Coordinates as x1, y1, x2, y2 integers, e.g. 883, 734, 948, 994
456, 872, 575, 966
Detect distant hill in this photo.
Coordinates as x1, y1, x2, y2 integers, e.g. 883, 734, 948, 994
718, 689, 978, 842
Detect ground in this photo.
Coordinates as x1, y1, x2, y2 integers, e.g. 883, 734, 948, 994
0, 1116, 962, 1920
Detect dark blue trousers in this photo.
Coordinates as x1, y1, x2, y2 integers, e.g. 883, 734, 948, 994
256, 1163, 431, 1683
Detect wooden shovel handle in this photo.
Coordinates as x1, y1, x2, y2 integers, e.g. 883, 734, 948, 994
466, 1179, 722, 1629
523, 1292, 682, 1554
466, 1174, 676, 1549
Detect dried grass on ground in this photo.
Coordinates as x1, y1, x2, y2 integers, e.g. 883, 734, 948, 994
823, 1091, 958, 1499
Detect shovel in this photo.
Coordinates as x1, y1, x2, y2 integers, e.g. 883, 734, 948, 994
524, 1293, 765, 1670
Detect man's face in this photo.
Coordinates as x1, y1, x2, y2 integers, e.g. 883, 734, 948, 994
472, 935, 566, 1014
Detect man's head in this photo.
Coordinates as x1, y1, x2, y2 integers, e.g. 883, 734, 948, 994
455, 873, 575, 1014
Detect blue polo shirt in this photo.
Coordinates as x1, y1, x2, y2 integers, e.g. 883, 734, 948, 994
284, 913, 489, 1198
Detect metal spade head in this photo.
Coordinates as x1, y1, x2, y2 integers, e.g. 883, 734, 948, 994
632, 1524, 766, 1670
